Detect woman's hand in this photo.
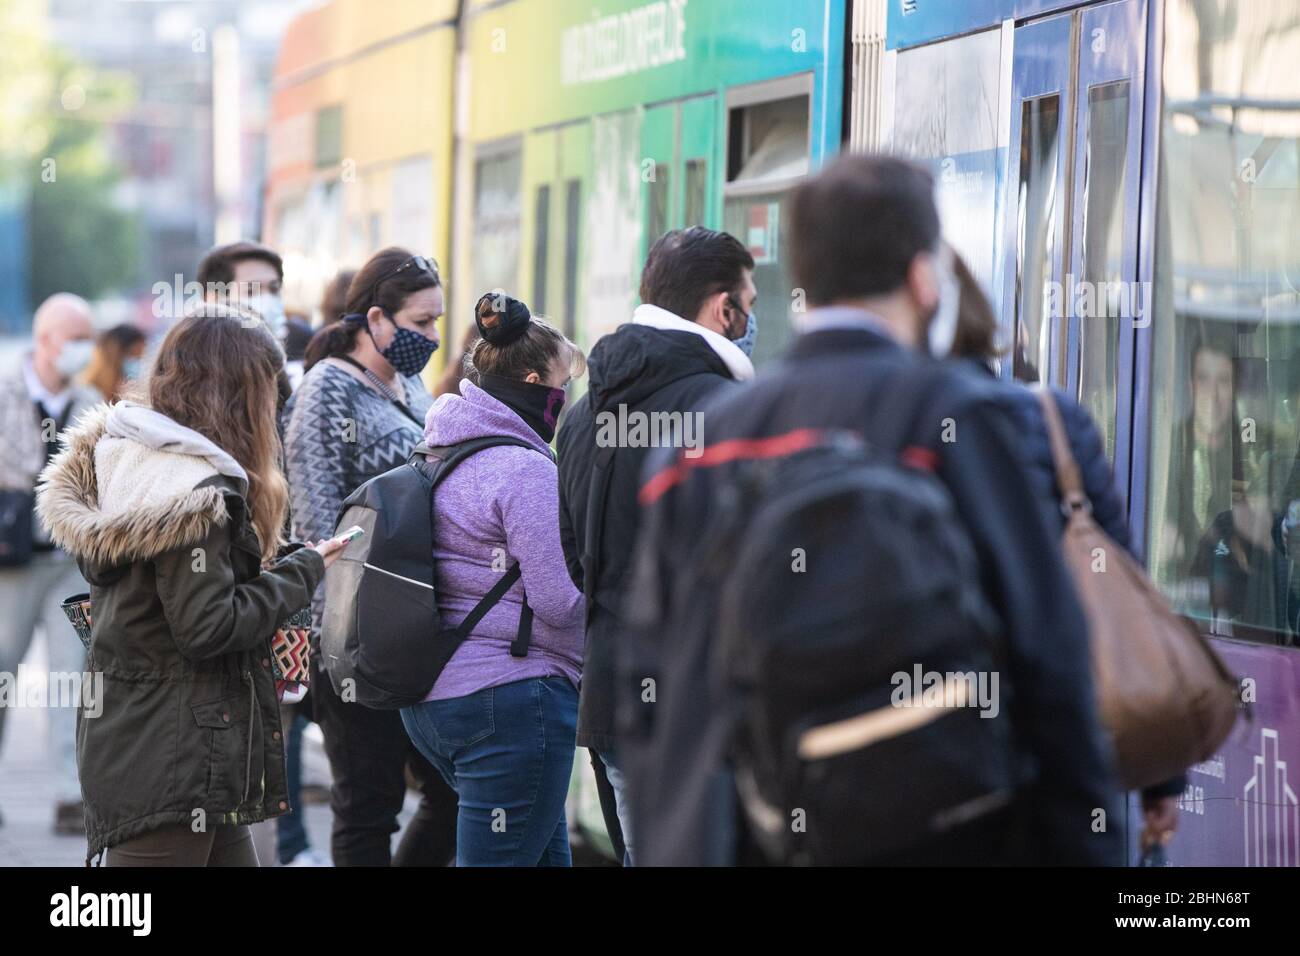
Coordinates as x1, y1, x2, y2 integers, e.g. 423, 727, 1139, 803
307, 537, 348, 569
1140, 794, 1180, 850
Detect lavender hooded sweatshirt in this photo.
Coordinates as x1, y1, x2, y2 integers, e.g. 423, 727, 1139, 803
422, 379, 583, 700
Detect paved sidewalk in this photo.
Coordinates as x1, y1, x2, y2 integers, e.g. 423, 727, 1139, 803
0, 628, 411, 867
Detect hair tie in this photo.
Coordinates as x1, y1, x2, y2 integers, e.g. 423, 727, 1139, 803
341, 312, 369, 325
474, 292, 531, 346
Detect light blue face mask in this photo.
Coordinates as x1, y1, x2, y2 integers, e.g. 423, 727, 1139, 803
122, 356, 143, 381
734, 310, 758, 357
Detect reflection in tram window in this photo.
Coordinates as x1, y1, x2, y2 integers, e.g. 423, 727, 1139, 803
1013, 95, 1061, 385
1077, 81, 1131, 460
1147, 0, 1300, 646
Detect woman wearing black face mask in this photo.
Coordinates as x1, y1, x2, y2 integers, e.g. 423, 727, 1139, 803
281, 246, 459, 867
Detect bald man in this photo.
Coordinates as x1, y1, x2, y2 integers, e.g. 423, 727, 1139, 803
0, 293, 101, 836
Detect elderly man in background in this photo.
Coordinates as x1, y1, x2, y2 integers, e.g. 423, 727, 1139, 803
0, 293, 101, 835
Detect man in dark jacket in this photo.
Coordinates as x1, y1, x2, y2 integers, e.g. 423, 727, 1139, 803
620, 154, 1122, 866
557, 226, 757, 864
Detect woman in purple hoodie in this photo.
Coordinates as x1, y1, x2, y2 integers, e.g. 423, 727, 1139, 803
400, 293, 586, 866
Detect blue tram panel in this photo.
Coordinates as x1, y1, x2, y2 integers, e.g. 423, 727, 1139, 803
883, 0, 1300, 867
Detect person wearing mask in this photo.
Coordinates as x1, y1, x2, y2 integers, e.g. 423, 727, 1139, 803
555, 227, 755, 865
35, 304, 348, 865
82, 324, 146, 403
282, 247, 458, 866
198, 240, 288, 344
621, 154, 1120, 866
400, 293, 586, 866
946, 251, 1183, 864
0, 293, 100, 835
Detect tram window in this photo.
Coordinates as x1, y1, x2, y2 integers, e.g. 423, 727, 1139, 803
724, 86, 811, 367
533, 184, 550, 315
563, 179, 580, 342
472, 147, 522, 297
727, 95, 809, 185
1077, 81, 1131, 461
1146, 0, 1300, 646
684, 158, 707, 227
648, 163, 670, 248
1013, 95, 1061, 385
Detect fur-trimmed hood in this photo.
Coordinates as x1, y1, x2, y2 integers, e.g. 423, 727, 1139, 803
36, 402, 248, 568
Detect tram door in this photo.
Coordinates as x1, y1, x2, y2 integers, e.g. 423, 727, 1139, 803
1001, 0, 1146, 499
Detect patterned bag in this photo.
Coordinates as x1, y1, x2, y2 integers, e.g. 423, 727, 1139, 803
62, 592, 312, 701
270, 606, 313, 700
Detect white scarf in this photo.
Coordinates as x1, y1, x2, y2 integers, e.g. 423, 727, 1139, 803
631, 304, 755, 382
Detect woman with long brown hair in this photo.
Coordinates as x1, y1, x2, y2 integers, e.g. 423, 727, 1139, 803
36, 303, 349, 866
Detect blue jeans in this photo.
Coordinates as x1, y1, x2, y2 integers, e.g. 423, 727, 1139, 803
276, 708, 310, 864
401, 677, 578, 866
596, 750, 636, 866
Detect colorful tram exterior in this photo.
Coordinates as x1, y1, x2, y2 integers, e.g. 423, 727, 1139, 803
265, 0, 1300, 865
876, 0, 1300, 866
264, 0, 847, 859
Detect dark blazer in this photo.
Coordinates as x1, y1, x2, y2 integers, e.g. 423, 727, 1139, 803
621, 326, 1123, 865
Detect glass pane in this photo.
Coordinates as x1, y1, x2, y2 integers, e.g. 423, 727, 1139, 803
724, 191, 791, 367
472, 149, 522, 297
533, 183, 550, 315
1013, 95, 1061, 384
1147, 1, 1300, 646
648, 163, 670, 249
892, 28, 1003, 295
684, 158, 707, 227
1077, 81, 1131, 460
563, 179, 580, 341
728, 95, 809, 184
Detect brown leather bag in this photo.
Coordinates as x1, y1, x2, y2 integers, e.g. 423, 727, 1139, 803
1036, 388, 1239, 790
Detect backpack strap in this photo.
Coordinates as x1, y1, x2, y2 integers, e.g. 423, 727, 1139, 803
1034, 387, 1091, 515
413, 436, 546, 656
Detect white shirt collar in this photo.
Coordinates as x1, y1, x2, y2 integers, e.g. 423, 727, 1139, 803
794, 305, 898, 340
22, 355, 72, 418
631, 303, 755, 382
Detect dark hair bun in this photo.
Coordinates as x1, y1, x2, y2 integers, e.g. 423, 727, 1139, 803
475, 292, 531, 346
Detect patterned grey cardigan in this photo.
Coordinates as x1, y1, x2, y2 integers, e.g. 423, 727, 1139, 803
281, 359, 433, 643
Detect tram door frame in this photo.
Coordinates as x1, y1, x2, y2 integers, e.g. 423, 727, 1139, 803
999, 0, 1148, 509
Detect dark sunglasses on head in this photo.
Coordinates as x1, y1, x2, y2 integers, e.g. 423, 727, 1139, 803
370, 255, 440, 300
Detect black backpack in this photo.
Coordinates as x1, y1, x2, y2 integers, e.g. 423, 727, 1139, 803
706, 432, 1023, 864
320, 437, 540, 710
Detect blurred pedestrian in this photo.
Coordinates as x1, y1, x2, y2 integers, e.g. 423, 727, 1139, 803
198, 240, 288, 344
82, 323, 146, 402
555, 227, 755, 865
35, 304, 348, 865
282, 247, 458, 866
400, 293, 586, 866
0, 293, 99, 835
946, 251, 1183, 861
282, 315, 313, 391
621, 154, 1121, 865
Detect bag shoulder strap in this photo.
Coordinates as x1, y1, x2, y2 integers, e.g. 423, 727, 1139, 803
416, 435, 544, 657
1034, 386, 1091, 514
